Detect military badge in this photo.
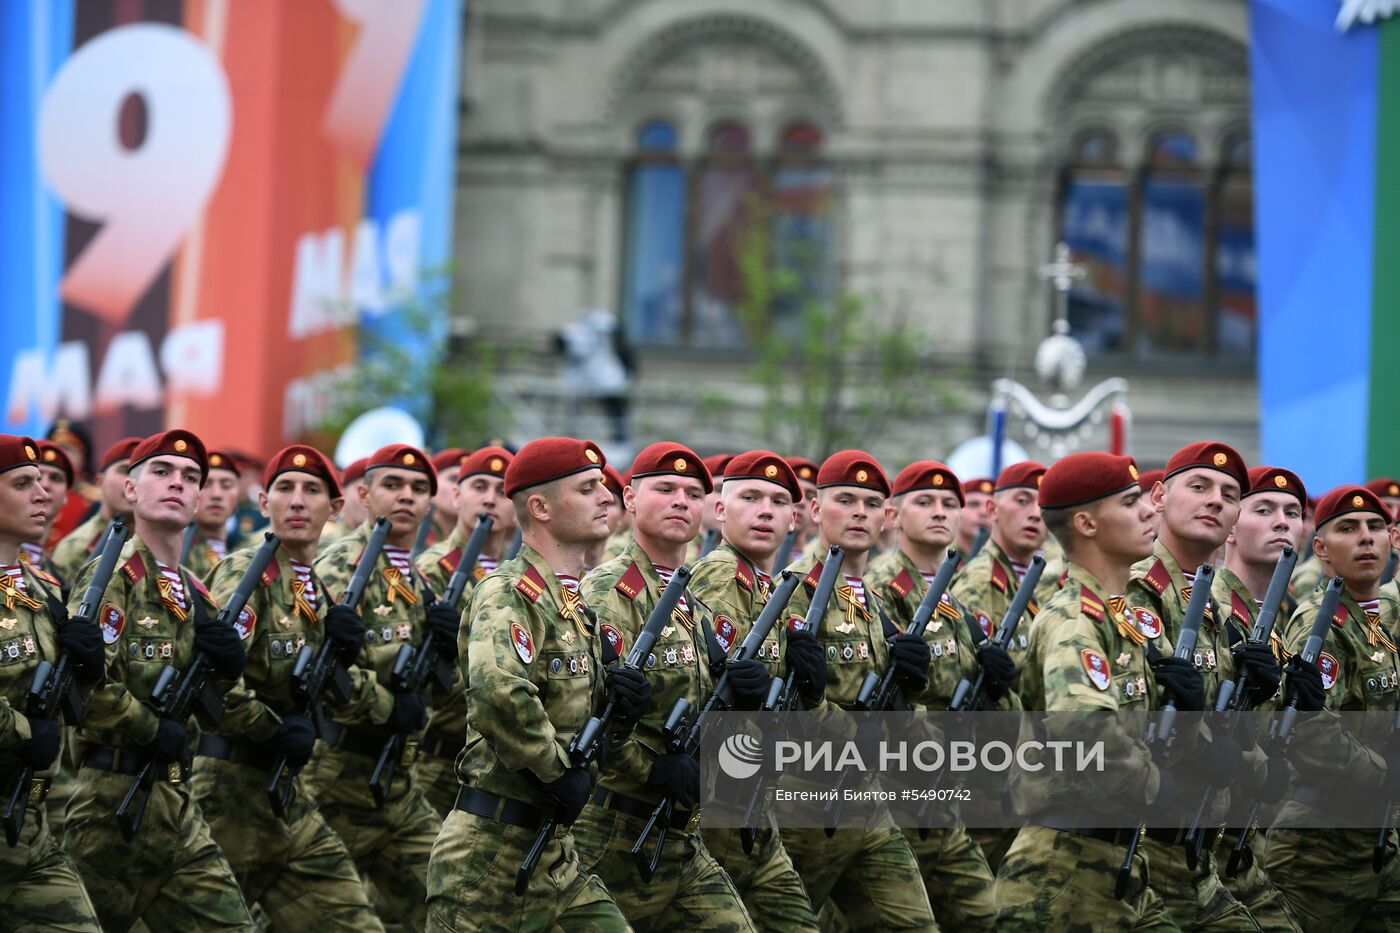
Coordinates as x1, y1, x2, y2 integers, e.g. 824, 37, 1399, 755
601, 623, 624, 657
1317, 651, 1339, 691
1081, 648, 1111, 691
510, 622, 535, 664
100, 602, 125, 644
714, 616, 737, 652
1130, 607, 1162, 640
0, 619, 14, 632
234, 606, 256, 640
975, 611, 993, 639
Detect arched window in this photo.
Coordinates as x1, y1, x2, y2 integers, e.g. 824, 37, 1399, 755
1059, 130, 1129, 352
1136, 131, 1206, 354
621, 120, 686, 342
769, 122, 831, 329
687, 121, 760, 345
1215, 133, 1256, 355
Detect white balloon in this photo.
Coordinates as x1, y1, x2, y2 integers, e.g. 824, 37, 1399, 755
945, 435, 1030, 480
334, 407, 425, 467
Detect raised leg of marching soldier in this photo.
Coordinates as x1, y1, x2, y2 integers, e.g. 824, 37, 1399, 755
903, 826, 996, 932
704, 827, 821, 933
1263, 829, 1400, 933
1137, 837, 1260, 931
0, 811, 101, 933
1213, 834, 1304, 933
782, 826, 937, 932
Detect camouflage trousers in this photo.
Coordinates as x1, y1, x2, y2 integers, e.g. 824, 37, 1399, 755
781, 825, 938, 931
904, 826, 997, 932
992, 826, 1182, 930
1264, 827, 1400, 932
1211, 833, 1304, 933
301, 743, 441, 932
63, 767, 256, 932
573, 801, 757, 931
967, 826, 1016, 873
426, 808, 630, 932
0, 795, 100, 932
1139, 836, 1260, 930
191, 756, 385, 932
702, 825, 820, 932
416, 749, 459, 818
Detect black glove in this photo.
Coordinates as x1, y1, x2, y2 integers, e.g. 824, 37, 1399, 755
543, 766, 591, 824
426, 603, 460, 660
725, 658, 771, 711
785, 630, 827, 705
324, 605, 366, 664
604, 665, 651, 726
1150, 656, 1205, 711
145, 718, 188, 764
194, 618, 247, 682
269, 714, 316, 769
976, 643, 1017, 700
890, 633, 931, 693
386, 692, 427, 735
1202, 733, 1244, 788
1257, 755, 1291, 804
647, 753, 701, 809
1284, 655, 1325, 712
58, 620, 105, 683
19, 718, 60, 769
1232, 641, 1283, 705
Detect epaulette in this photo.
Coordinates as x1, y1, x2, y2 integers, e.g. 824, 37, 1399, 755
261, 558, 281, 587
1229, 591, 1253, 626
1332, 601, 1351, 628
29, 565, 61, 588
990, 561, 1009, 594
803, 561, 824, 590
1141, 559, 1171, 597
122, 551, 146, 583
438, 547, 462, 577
734, 558, 755, 593
1080, 586, 1105, 622
889, 569, 915, 599
614, 562, 646, 601
515, 564, 547, 603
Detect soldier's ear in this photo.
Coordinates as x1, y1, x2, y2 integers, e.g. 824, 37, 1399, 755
1311, 530, 1329, 563
1071, 506, 1097, 541
357, 480, 371, 509
327, 496, 344, 523
258, 489, 271, 519
1151, 481, 1167, 514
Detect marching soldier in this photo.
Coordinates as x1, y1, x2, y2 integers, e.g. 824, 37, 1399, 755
322, 459, 369, 544
955, 477, 995, 558
572, 442, 758, 930
425, 437, 643, 931
586, 464, 626, 571
63, 429, 256, 932
780, 450, 938, 930
414, 445, 517, 815
183, 450, 240, 583
307, 443, 448, 932
0, 435, 104, 931
867, 461, 1007, 930
192, 445, 386, 930
1289, 496, 1323, 604
687, 449, 823, 932
29, 441, 76, 583
785, 457, 820, 558
51, 437, 140, 582
429, 447, 470, 544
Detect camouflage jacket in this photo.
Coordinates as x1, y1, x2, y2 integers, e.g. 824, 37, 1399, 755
18, 547, 67, 596
183, 536, 224, 586
415, 525, 492, 740
687, 541, 784, 677
51, 510, 107, 584
1289, 550, 1325, 615
1211, 565, 1291, 680
950, 539, 1054, 664
458, 543, 609, 809
0, 561, 83, 777
68, 536, 231, 752
583, 538, 714, 802
783, 548, 892, 709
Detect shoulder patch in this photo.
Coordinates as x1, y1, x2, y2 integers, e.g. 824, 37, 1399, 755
1333, 603, 1351, 628
615, 562, 646, 601
714, 615, 737, 652
515, 565, 547, 603
1080, 586, 1105, 622
29, 566, 61, 588
990, 560, 1009, 594
1129, 606, 1163, 640
974, 610, 994, 639
1081, 648, 1112, 691
889, 569, 915, 599
600, 622, 624, 658
99, 602, 125, 644
510, 621, 535, 664
1229, 591, 1253, 625
261, 559, 281, 587
1317, 651, 1339, 690
734, 559, 754, 592
803, 561, 824, 590
438, 547, 463, 577
233, 605, 256, 640
1142, 559, 1171, 597
122, 552, 146, 583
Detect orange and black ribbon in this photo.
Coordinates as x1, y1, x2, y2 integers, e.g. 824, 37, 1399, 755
382, 567, 419, 606
1107, 596, 1146, 647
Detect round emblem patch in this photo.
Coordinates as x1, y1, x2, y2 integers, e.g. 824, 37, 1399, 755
1127, 464, 1139, 480
856, 469, 869, 483
510, 622, 535, 664
1080, 648, 1111, 691
1317, 651, 1339, 691
764, 464, 778, 478
1391, 483, 1400, 496
585, 448, 599, 463
43, 449, 56, 462
403, 453, 416, 466
933, 474, 944, 486
674, 458, 688, 472
210, 454, 223, 467
293, 453, 307, 467
799, 467, 812, 479
1130, 606, 1162, 640
975, 611, 993, 639
490, 457, 504, 472
1275, 474, 1288, 488
1212, 452, 1227, 467
23, 445, 35, 460
174, 439, 187, 452
1353, 495, 1365, 508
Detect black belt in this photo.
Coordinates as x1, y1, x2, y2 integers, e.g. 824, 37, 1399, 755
418, 731, 459, 762
591, 787, 699, 833
82, 746, 187, 783
454, 786, 544, 830
195, 734, 277, 771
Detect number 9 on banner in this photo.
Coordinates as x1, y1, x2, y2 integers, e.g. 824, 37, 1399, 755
39, 24, 232, 323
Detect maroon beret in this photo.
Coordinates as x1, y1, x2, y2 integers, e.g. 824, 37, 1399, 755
996, 461, 1046, 493
963, 476, 995, 497
1164, 441, 1248, 490
1365, 477, 1400, 500
1314, 485, 1390, 529
1138, 468, 1165, 492
342, 458, 369, 486
129, 429, 208, 484
35, 440, 73, 485
786, 457, 820, 485
365, 444, 438, 495
206, 449, 240, 477
724, 450, 801, 501
432, 448, 470, 474
264, 445, 341, 499
98, 437, 143, 473
1244, 466, 1306, 506
505, 437, 605, 498
0, 436, 41, 476
892, 461, 964, 504
1040, 453, 1141, 510
818, 450, 890, 496
702, 453, 734, 481
631, 442, 712, 494
458, 446, 512, 481
602, 465, 626, 500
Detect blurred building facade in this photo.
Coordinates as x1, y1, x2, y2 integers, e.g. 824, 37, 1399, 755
452, 0, 1255, 465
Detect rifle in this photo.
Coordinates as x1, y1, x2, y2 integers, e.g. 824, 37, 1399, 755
3, 516, 130, 846
950, 554, 1044, 713
266, 517, 390, 817
115, 532, 280, 841
179, 523, 198, 566
968, 525, 991, 560
1181, 546, 1295, 868
773, 529, 800, 573
368, 514, 495, 807
629, 570, 802, 881
410, 504, 435, 560
1225, 576, 1343, 877
1114, 563, 1214, 900
514, 565, 691, 896
736, 547, 845, 838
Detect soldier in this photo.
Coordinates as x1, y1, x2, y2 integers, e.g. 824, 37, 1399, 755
63, 429, 255, 931
425, 436, 644, 931
1366, 478, 1400, 522
28, 441, 75, 581
226, 452, 270, 550
780, 450, 938, 931
686, 449, 823, 932
570, 442, 758, 930
867, 461, 1008, 930
51, 437, 140, 583
585, 464, 626, 571
429, 448, 469, 543
322, 459, 369, 544
414, 445, 518, 815
1209, 466, 1310, 931
183, 450, 240, 583
307, 443, 449, 932
1265, 484, 1400, 929
690, 453, 732, 562
0, 435, 104, 931
993, 452, 1200, 929
192, 444, 386, 930
785, 457, 820, 555
955, 477, 995, 559
1289, 496, 1323, 603
1127, 441, 1271, 931
43, 420, 97, 549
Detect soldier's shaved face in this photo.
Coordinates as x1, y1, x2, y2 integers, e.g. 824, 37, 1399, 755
261, 472, 340, 550
719, 479, 794, 559
127, 455, 202, 530
198, 470, 239, 530
361, 467, 432, 542
458, 473, 513, 534
992, 487, 1046, 560
894, 490, 961, 550
0, 465, 50, 542
815, 486, 886, 554
1077, 488, 1155, 563
1315, 512, 1390, 591
1230, 492, 1303, 570
1157, 469, 1241, 552
526, 470, 611, 545
626, 475, 705, 546
100, 459, 133, 514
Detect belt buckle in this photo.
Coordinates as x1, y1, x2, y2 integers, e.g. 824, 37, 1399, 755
685, 808, 702, 834
26, 778, 49, 805
167, 762, 184, 784
401, 739, 419, 769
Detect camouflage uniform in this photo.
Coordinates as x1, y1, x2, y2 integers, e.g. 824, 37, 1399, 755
1127, 544, 1261, 931
50, 512, 106, 585
63, 537, 256, 932
17, 547, 79, 837
192, 546, 387, 931
425, 543, 629, 931
0, 561, 101, 931
993, 563, 1180, 930
689, 541, 820, 933
1287, 552, 1324, 617
1263, 585, 1400, 931
307, 521, 442, 932
778, 549, 938, 931
572, 539, 757, 932
867, 548, 1000, 931
183, 537, 223, 586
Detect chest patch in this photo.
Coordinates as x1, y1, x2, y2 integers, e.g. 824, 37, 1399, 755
99, 602, 125, 644
510, 622, 535, 664
1081, 648, 1111, 691
233, 606, 256, 641
1317, 651, 1339, 691
601, 623, 624, 658
974, 611, 993, 640
714, 615, 737, 653
1131, 607, 1162, 640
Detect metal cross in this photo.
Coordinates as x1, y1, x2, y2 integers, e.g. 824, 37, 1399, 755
1037, 241, 1088, 328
